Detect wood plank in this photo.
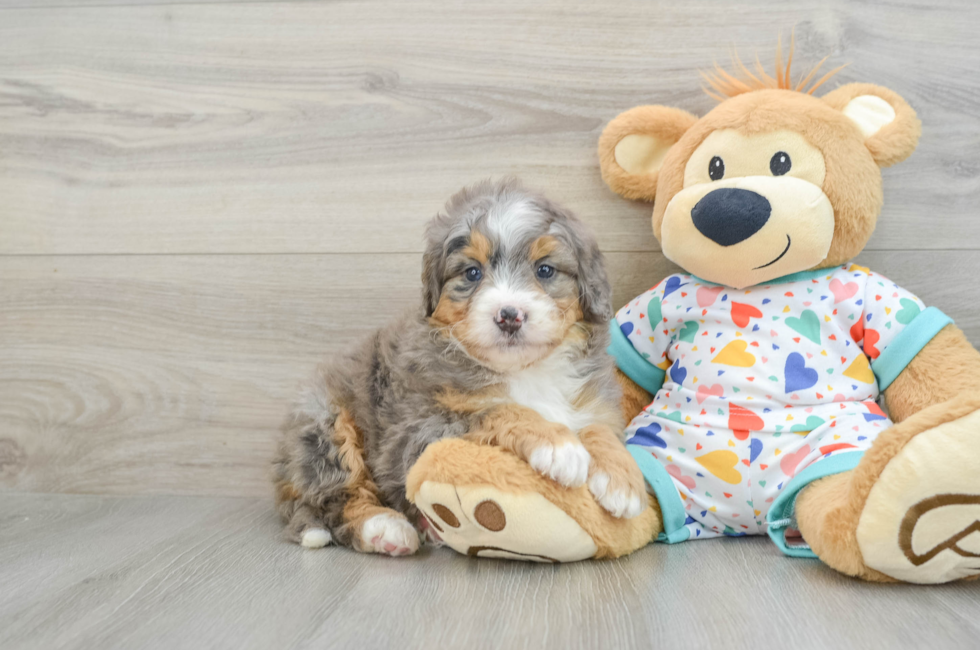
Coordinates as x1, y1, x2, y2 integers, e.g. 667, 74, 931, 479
0, 1, 279, 6
0, 1, 979, 254
1, 251, 978, 497
0, 492, 977, 650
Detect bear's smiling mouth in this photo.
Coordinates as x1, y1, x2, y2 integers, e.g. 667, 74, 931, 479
753, 234, 792, 270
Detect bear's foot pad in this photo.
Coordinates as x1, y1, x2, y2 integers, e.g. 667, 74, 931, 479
415, 481, 598, 563
857, 408, 980, 583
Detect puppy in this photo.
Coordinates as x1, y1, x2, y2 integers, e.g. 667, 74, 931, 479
273, 179, 647, 556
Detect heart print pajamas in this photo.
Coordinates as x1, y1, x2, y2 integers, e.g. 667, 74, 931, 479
609, 264, 952, 556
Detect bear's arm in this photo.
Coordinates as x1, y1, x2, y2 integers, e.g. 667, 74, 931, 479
616, 368, 652, 424
883, 324, 980, 422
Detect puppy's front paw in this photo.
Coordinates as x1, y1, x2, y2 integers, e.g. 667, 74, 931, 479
528, 441, 591, 488
360, 513, 420, 557
588, 471, 646, 519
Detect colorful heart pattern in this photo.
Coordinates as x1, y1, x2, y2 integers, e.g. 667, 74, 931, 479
785, 309, 821, 344
728, 404, 763, 441
829, 278, 858, 304
695, 450, 742, 485
713, 340, 756, 367
678, 320, 699, 342
778, 444, 812, 478
696, 383, 724, 405
730, 302, 763, 328
617, 265, 929, 541
628, 422, 666, 449
784, 352, 819, 393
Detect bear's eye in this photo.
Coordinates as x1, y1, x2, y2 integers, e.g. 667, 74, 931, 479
770, 151, 792, 176
708, 156, 725, 181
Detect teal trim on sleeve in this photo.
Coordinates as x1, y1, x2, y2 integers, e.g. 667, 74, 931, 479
608, 319, 666, 395
628, 445, 690, 544
766, 451, 864, 558
872, 307, 952, 391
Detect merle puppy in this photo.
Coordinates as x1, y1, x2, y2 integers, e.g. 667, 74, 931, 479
273, 179, 646, 556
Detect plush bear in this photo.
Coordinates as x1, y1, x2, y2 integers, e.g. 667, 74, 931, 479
407, 50, 980, 583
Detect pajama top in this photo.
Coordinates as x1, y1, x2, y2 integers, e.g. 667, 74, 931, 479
608, 264, 952, 556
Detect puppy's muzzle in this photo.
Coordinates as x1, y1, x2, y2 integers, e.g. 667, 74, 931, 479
494, 306, 525, 335
692, 187, 772, 246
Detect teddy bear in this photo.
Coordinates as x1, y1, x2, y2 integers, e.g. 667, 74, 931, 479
406, 48, 980, 583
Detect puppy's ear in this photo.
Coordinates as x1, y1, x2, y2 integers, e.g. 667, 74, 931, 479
549, 211, 613, 324
576, 236, 613, 324
821, 83, 921, 167
598, 105, 698, 201
421, 215, 450, 317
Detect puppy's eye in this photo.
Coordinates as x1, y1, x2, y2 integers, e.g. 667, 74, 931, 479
708, 156, 725, 181
536, 264, 555, 280
770, 151, 791, 176
464, 267, 482, 282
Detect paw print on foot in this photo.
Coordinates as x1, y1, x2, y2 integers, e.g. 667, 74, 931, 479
413, 481, 598, 562
856, 407, 980, 583
528, 442, 591, 488
360, 513, 420, 557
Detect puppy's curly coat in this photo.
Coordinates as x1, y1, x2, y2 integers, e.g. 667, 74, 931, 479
273, 179, 646, 555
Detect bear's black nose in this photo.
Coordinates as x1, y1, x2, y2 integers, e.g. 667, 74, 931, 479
691, 188, 772, 246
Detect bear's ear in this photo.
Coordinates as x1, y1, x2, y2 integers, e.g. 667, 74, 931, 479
821, 83, 921, 168
598, 105, 698, 201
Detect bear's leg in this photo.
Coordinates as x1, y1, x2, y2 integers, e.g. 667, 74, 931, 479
407, 438, 663, 562
794, 397, 980, 583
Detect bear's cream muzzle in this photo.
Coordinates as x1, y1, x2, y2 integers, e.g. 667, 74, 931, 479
660, 175, 835, 290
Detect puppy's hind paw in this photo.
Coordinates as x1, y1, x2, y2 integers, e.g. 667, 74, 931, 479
300, 527, 332, 549
361, 513, 420, 557
529, 442, 591, 488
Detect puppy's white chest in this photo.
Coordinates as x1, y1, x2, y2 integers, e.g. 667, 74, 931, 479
506, 357, 593, 431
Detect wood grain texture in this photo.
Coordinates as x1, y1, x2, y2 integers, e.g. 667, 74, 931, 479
2, 251, 978, 497
1, 2, 979, 638
0, 1, 979, 254
0, 492, 977, 650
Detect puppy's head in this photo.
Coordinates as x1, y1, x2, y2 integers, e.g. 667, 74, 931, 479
422, 179, 611, 372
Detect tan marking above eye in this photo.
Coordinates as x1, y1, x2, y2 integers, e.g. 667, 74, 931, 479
683, 129, 827, 189
529, 235, 559, 261
461, 230, 492, 265
431, 503, 460, 528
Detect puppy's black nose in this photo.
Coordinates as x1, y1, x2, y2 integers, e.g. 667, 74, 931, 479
691, 188, 771, 246
495, 306, 524, 334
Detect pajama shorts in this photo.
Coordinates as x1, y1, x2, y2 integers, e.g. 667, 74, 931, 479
625, 400, 893, 557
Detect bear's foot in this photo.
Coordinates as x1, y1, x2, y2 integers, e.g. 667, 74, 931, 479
798, 398, 980, 583
415, 481, 598, 562
855, 407, 980, 583
406, 438, 663, 562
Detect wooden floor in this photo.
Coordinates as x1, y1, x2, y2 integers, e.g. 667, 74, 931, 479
1, 1, 979, 648
1, 492, 979, 650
